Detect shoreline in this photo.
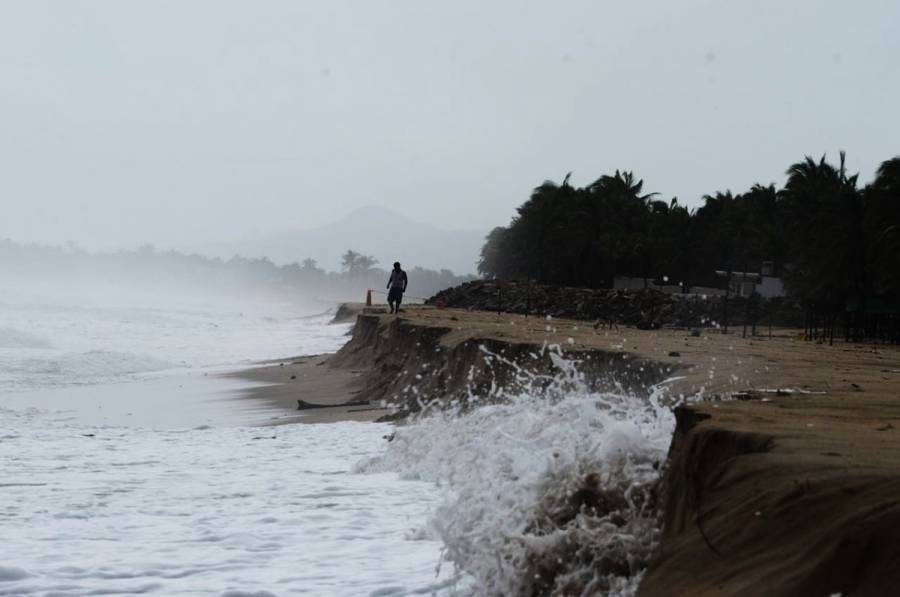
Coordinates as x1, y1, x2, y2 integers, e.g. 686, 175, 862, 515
225, 353, 391, 425
223, 302, 389, 425
252, 304, 900, 594
2, 369, 271, 429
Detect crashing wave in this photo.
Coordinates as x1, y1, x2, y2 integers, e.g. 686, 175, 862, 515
359, 347, 677, 596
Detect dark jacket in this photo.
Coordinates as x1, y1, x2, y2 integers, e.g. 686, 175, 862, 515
387, 269, 408, 291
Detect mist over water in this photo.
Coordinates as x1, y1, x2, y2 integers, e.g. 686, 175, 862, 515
0, 246, 359, 427
0, 235, 684, 596
0, 254, 680, 596
0, 285, 329, 395
0, 239, 376, 395
1, 273, 457, 595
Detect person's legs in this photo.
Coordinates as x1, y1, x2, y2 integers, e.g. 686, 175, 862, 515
388, 288, 402, 314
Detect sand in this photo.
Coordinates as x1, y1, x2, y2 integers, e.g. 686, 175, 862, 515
231, 303, 900, 427
353, 306, 900, 402
228, 304, 900, 592
230, 305, 900, 425
225, 354, 390, 424
380, 308, 900, 595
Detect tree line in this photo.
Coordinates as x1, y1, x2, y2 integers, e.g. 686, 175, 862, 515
479, 153, 900, 340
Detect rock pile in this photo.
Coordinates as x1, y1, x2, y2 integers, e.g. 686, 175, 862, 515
427, 280, 802, 329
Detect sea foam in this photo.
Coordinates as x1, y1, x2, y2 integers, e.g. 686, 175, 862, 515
0, 292, 347, 394
359, 347, 676, 596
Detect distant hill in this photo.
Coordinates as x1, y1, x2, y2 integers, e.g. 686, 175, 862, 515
187, 206, 486, 275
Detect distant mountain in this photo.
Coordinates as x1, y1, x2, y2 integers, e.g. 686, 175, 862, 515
188, 206, 486, 275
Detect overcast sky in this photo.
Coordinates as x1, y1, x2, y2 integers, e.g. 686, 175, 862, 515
1, 0, 898, 251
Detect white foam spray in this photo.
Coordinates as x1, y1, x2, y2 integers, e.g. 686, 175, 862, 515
359, 347, 677, 596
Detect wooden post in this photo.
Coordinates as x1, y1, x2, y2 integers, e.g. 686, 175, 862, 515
723, 268, 731, 335
751, 294, 758, 337
829, 311, 835, 346
742, 300, 748, 338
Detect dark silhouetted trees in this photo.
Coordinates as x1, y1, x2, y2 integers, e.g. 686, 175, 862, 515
479, 154, 900, 340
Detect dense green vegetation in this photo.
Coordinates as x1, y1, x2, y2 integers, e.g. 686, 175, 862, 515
478, 152, 900, 341
479, 153, 900, 312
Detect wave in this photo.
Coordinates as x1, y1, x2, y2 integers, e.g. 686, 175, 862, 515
359, 349, 676, 596
0, 294, 350, 393
0, 350, 176, 393
0, 327, 53, 349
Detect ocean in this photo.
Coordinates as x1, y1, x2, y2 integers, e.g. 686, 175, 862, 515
0, 291, 455, 596
1, 289, 674, 596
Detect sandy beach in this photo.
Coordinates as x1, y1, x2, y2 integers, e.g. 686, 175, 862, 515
321, 305, 900, 401
225, 354, 391, 424
230, 305, 900, 424
234, 304, 900, 595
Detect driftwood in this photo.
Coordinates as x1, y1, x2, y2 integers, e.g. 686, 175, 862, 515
297, 399, 369, 410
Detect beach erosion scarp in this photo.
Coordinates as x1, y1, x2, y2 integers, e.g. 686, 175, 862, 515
643, 392, 900, 597
330, 306, 675, 416
328, 305, 900, 595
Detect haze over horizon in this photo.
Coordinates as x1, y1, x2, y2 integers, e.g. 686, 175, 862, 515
2, 0, 898, 257
188, 204, 486, 274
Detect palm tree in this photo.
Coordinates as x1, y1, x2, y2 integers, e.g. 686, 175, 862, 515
588, 170, 655, 202
781, 152, 862, 341
865, 157, 900, 297
341, 250, 378, 276
478, 227, 512, 278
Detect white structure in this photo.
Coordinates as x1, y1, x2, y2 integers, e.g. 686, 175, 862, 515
614, 261, 786, 299
756, 275, 786, 298
715, 262, 786, 299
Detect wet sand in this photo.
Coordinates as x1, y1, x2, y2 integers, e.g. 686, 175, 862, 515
3, 370, 267, 428
225, 354, 390, 425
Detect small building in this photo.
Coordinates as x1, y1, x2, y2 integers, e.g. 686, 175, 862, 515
715, 262, 785, 298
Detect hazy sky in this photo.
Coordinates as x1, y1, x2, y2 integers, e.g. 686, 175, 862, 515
1, 0, 898, 251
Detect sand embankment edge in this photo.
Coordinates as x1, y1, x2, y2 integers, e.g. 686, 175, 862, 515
639, 392, 900, 596
346, 307, 900, 595
237, 304, 900, 593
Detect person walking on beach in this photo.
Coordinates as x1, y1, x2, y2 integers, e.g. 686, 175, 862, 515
386, 262, 408, 314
